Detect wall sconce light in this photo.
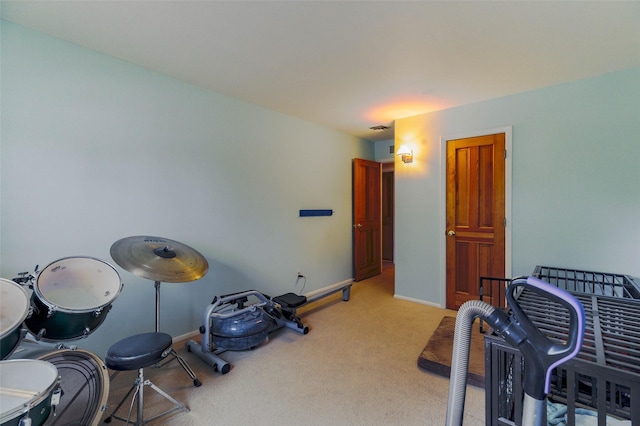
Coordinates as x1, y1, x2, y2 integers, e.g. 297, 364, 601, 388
397, 145, 413, 163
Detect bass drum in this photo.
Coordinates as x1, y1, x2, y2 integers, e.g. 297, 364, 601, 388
0, 278, 30, 359
25, 257, 122, 341
11, 344, 109, 426
0, 359, 60, 426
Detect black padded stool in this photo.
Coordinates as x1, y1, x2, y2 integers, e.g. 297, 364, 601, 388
103, 332, 189, 425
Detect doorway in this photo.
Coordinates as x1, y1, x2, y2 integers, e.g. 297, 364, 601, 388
352, 158, 394, 283
352, 158, 382, 281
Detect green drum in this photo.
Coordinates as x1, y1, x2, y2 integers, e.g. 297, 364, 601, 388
0, 278, 30, 359
0, 359, 60, 426
25, 257, 122, 341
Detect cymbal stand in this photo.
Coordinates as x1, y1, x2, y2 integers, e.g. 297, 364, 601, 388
154, 280, 202, 387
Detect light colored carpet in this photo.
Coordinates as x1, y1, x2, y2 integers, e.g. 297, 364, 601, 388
100, 265, 485, 425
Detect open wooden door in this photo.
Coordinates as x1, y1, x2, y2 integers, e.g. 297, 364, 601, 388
381, 163, 394, 262
446, 134, 505, 309
353, 158, 382, 281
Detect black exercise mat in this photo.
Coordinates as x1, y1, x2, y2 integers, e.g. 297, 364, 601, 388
417, 316, 485, 387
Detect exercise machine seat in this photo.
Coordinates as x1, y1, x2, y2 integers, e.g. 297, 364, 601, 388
273, 292, 307, 309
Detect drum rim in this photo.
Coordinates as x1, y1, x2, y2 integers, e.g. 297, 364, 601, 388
33, 348, 110, 426
0, 278, 30, 338
0, 359, 59, 422
34, 256, 122, 312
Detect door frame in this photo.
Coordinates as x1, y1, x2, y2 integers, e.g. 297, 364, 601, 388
439, 126, 513, 307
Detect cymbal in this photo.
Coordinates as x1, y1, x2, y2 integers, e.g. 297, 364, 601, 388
110, 236, 209, 283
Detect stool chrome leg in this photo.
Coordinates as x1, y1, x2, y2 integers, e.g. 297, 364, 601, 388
104, 377, 138, 424
141, 378, 188, 423
137, 369, 144, 425
104, 368, 189, 425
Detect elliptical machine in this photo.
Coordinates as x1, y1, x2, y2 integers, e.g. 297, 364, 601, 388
185, 290, 308, 374
445, 276, 585, 426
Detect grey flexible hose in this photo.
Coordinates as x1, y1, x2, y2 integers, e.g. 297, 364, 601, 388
445, 300, 496, 426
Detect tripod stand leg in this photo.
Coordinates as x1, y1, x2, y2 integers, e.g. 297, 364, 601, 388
153, 280, 202, 387
104, 378, 138, 424
145, 379, 188, 411
105, 368, 189, 425
165, 349, 202, 387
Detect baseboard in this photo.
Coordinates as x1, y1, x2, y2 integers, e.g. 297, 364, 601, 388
303, 279, 353, 302
173, 329, 200, 344
394, 294, 441, 308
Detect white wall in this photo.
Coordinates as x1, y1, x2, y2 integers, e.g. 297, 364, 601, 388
374, 139, 394, 162
0, 22, 373, 356
394, 67, 640, 306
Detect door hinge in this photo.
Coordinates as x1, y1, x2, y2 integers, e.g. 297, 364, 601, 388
504, 149, 507, 159
504, 217, 507, 227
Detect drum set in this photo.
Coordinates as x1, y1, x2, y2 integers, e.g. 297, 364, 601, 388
0, 256, 120, 426
0, 236, 209, 426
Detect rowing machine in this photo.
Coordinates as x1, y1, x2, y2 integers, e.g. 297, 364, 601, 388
185, 290, 308, 374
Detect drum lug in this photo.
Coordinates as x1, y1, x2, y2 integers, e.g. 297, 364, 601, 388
94, 308, 103, 317
54, 342, 76, 350
18, 417, 32, 426
47, 306, 56, 318
83, 327, 91, 337
36, 328, 47, 341
51, 387, 61, 414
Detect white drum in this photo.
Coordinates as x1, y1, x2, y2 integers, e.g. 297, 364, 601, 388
0, 359, 60, 426
0, 278, 30, 359
25, 257, 122, 341
9, 345, 110, 426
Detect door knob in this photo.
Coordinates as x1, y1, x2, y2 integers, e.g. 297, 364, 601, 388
447, 230, 456, 237
353, 223, 362, 229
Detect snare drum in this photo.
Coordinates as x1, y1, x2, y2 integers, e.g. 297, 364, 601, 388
0, 359, 60, 426
0, 278, 30, 359
25, 257, 122, 341
9, 345, 110, 426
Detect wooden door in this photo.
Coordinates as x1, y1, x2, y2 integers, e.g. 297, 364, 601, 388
446, 134, 505, 309
381, 165, 394, 261
353, 158, 382, 281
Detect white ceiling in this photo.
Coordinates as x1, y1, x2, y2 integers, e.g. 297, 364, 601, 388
2, 1, 640, 141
